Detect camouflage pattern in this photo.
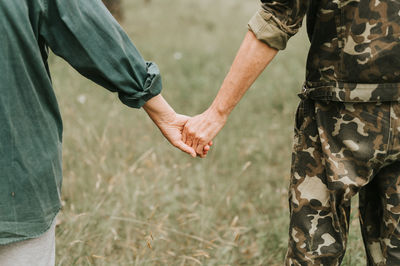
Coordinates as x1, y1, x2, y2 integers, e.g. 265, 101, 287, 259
250, 0, 400, 102
286, 97, 400, 265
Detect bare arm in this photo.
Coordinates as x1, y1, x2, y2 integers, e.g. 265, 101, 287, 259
182, 31, 278, 156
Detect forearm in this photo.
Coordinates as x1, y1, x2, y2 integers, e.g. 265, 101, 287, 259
209, 30, 278, 117
182, 31, 278, 155
143, 94, 175, 125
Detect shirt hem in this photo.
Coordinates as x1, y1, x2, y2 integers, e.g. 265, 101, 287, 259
0, 206, 61, 246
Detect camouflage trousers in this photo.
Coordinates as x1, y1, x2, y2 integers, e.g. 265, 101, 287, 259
285, 98, 400, 265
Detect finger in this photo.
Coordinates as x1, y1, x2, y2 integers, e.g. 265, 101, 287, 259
202, 145, 211, 157
196, 139, 211, 157
197, 145, 209, 158
186, 135, 193, 147
195, 143, 206, 156
192, 137, 200, 153
200, 150, 208, 158
182, 126, 188, 143
174, 140, 197, 157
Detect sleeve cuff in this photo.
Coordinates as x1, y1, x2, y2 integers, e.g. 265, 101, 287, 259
118, 62, 162, 109
247, 9, 290, 50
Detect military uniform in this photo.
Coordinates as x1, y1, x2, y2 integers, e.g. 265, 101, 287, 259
248, 0, 400, 265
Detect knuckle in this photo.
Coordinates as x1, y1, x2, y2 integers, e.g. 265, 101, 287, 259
188, 129, 196, 135
199, 135, 207, 142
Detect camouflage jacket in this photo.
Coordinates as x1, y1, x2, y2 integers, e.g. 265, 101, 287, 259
248, 0, 400, 102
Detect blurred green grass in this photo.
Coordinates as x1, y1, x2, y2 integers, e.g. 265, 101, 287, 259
51, 0, 365, 265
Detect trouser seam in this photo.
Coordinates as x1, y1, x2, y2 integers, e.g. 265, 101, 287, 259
386, 102, 394, 159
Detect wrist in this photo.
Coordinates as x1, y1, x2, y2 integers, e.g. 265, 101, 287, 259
143, 94, 176, 125
207, 104, 229, 121
156, 110, 176, 125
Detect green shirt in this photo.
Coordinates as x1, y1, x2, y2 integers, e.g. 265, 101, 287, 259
0, 0, 161, 245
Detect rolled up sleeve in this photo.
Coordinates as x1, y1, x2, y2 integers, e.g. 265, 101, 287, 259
248, 0, 310, 50
40, 0, 161, 108
118, 61, 162, 108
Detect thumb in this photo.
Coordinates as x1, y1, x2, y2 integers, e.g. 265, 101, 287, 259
176, 114, 191, 126
174, 140, 197, 158
177, 114, 191, 120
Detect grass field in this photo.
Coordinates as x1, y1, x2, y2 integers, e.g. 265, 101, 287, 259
51, 0, 365, 265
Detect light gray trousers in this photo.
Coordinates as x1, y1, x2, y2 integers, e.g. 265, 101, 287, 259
0, 221, 56, 266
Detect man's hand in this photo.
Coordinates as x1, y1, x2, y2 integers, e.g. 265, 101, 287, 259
182, 108, 227, 158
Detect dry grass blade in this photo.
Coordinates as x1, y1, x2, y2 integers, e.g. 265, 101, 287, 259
111, 216, 218, 248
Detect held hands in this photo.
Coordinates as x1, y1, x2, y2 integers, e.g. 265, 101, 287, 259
143, 94, 211, 157
154, 113, 211, 157
179, 31, 278, 157
146, 31, 276, 158
182, 107, 228, 158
